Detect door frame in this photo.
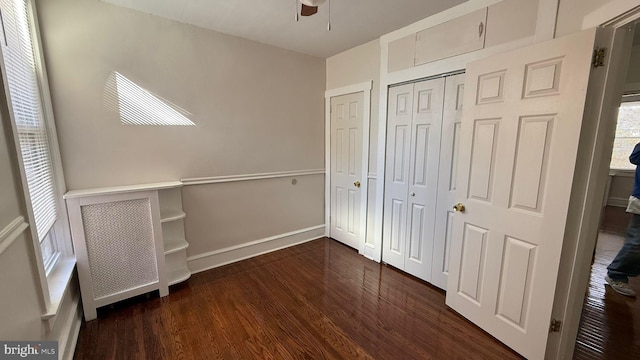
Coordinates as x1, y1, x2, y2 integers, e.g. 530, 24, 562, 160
325, 81, 372, 255
547, 8, 640, 359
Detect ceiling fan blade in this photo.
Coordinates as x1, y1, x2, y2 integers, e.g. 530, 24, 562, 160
300, 4, 318, 16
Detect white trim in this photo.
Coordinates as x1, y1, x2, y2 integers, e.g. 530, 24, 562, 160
42, 257, 76, 322
187, 225, 325, 274
548, 15, 640, 359
609, 169, 635, 177
324, 81, 372, 256
607, 197, 629, 208
181, 170, 324, 186
55, 292, 81, 360
325, 93, 331, 238
367, 173, 377, 180
325, 81, 373, 98
0, 216, 29, 256
583, 1, 640, 30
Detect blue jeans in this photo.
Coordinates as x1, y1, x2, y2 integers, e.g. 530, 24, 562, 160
607, 213, 640, 282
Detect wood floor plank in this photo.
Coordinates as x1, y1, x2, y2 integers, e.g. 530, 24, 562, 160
74, 238, 524, 360
574, 231, 640, 359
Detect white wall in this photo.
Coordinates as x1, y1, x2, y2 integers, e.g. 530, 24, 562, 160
0, 91, 80, 359
36, 0, 326, 257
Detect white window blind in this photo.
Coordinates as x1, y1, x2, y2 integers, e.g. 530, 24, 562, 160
0, 0, 57, 243
611, 101, 640, 170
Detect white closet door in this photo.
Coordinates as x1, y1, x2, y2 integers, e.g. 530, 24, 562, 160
431, 73, 465, 289
330, 92, 364, 249
382, 84, 414, 269
404, 78, 445, 280
445, 29, 597, 359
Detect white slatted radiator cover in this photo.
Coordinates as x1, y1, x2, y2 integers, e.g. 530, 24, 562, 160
81, 199, 158, 299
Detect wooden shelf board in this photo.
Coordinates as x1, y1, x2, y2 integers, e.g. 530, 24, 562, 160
164, 239, 189, 255
168, 267, 191, 286
160, 210, 186, 223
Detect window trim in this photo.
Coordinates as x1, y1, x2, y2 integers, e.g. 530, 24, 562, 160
0, 0, 74, 325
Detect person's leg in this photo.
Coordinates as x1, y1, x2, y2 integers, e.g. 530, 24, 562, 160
607, 213, 640, 282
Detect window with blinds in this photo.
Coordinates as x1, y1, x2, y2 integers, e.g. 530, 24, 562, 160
0, 0, 58, 265
611, 101, 640, 170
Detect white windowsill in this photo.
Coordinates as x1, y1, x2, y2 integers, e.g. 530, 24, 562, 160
42, 256, 76, 329
609, 168, 635, 177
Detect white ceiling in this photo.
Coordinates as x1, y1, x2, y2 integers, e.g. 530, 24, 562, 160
100, 0, 468, 58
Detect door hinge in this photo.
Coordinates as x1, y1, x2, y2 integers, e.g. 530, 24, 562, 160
593, 48, 606, 68
549, 319, 562, 333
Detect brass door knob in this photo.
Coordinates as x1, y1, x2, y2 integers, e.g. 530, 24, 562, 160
453, 203, 466, 213
353, 181, 361, 188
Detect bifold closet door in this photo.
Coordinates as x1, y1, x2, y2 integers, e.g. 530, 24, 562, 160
382, 77, 445, 281
382, 83, 413, 269
431, 73, 465, 290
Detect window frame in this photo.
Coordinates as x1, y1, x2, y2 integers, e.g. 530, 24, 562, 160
0, 0, 74, 324
610, 97, 640, 170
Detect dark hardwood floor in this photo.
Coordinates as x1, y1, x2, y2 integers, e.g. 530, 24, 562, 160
74, 238, 523, 360
574, 231, 640, 359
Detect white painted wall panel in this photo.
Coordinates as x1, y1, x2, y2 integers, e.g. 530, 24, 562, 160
485, 0, 539, 48
388, 34, 416, 73
415, 8, 487, 66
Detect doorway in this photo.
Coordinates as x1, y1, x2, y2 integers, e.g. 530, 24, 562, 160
574, 30, 640, 357
325, 81, 372, 255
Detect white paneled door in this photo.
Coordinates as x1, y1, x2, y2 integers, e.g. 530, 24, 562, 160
446, 29, 599, 360
431, 73, 465, 289
383, 78, 445, 281
330, 92, 364, 249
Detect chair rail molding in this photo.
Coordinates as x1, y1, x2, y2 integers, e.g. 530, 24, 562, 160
0, 216, 29, 256
181, 169, 325, 186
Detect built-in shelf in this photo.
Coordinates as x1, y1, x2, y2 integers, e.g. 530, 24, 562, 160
158, 186, 191, 288
160, 210, 186, 223
164, 238, 189, 255
65, 181, 192, 321
168, 267, 191, 286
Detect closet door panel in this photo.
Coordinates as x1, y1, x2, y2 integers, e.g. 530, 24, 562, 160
404, 78, 445, 281
432, 73, 465, 289
382, 84, 414, 268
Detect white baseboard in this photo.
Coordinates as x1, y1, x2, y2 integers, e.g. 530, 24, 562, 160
607, 197, 629, 208
58, 294, 82, 360
187, 225, 325, 274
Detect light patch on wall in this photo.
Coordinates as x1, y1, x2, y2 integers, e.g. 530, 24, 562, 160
104, 72, 195, 126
